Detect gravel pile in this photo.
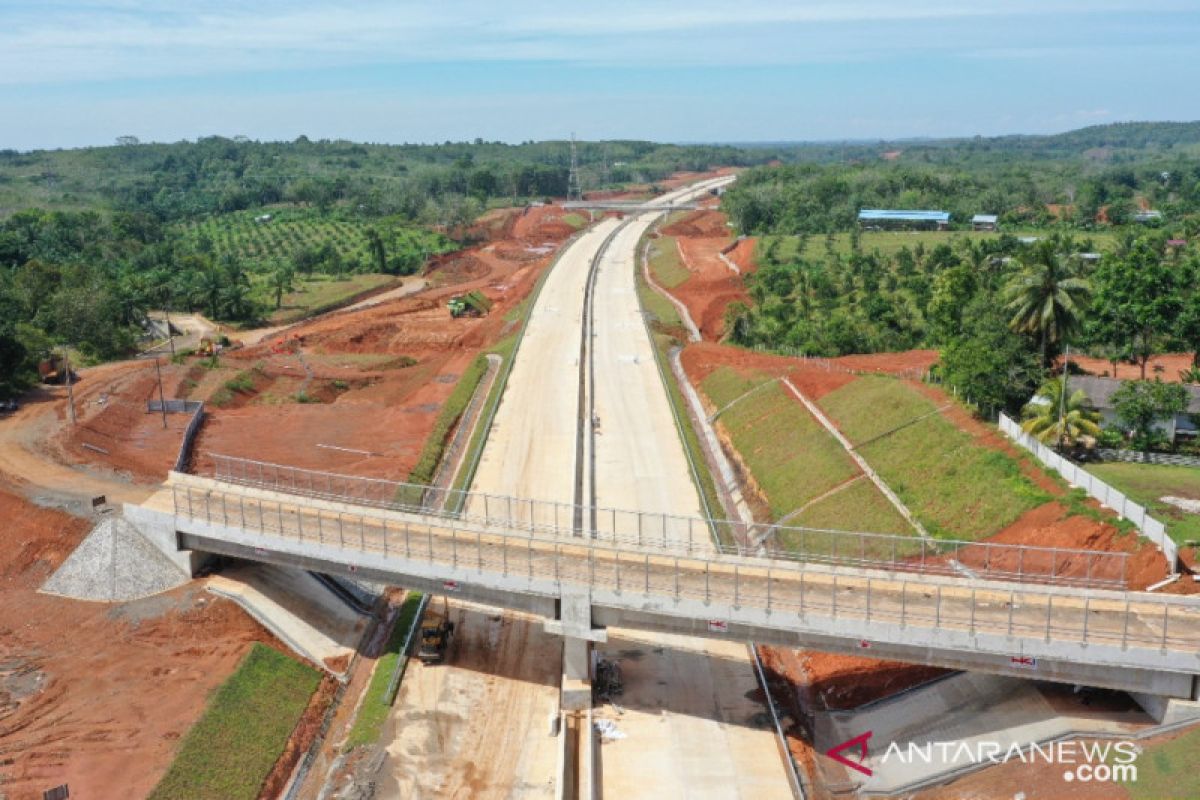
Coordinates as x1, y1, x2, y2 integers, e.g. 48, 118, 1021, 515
41, 515, 189, 602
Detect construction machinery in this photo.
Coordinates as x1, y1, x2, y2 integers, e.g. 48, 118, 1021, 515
416, 619, 455, 665
448, 290, 492, 318
38, 354, 72, 385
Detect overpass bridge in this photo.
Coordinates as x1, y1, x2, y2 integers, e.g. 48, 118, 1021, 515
128, 468, 1200, 701
562, 200, 702, 212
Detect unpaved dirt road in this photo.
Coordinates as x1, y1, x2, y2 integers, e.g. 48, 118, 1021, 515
379, 602, 561, 799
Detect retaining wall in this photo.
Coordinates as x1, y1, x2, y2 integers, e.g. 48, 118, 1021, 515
148, 399, 205, 472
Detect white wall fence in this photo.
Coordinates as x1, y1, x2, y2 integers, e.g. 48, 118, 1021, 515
998, 413, 1178, 569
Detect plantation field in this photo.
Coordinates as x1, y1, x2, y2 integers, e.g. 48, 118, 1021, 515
818, 376, 1051, 540
1089, 461, 1200, 545
702, 367, 911, 538
759, 228, 1119, 262
149, 643, 321, 800
181, 207, 374, 268
178, 207, 455, 276
647, 234, 691, 288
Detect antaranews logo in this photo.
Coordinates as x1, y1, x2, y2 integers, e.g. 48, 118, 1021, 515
824, 732, 1140, 785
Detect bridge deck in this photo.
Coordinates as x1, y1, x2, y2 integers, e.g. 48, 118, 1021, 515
150, 475, 1200, 688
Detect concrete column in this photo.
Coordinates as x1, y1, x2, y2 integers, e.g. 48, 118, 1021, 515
550, 587, 605, 711
562, 636, 593, 711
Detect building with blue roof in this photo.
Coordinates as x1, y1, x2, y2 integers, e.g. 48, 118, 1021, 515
858, 209, 951, 230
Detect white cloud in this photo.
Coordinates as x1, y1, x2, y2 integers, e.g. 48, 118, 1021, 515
0, 0, 1196, 85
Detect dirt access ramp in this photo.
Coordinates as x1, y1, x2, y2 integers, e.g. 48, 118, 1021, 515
0, 488, 281, 799
657, 209, 757, 340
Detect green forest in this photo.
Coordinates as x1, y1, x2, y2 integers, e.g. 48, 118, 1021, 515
719, 123, 1200, 418
0, 136, 761, 397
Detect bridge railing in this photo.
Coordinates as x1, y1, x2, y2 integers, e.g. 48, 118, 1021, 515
171, 485, 1200, 658
206, 454, 1130, 588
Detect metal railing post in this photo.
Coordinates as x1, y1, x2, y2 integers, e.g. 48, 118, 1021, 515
766, 568, 772, 615
1007, 590, 1015, 637
478, 531, 483, 573
1082, 595, 1090, 641
1161, 604, 1170, 651
1044, 595, 1053, 641
1121, 598, 1131, 649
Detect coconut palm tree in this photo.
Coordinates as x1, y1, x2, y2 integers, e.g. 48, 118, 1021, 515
1003, 240, 1092, 366
1020, 377, 1101, 447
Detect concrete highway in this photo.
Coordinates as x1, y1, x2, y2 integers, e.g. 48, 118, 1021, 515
582, 181, 794, 797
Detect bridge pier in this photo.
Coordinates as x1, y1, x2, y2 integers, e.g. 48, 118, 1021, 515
547, 589, 607, 710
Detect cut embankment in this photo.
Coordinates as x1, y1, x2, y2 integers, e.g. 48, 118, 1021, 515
817, 375, 1051, 541
698, 365, 912, 539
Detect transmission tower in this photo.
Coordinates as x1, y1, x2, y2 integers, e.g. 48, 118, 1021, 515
567, 133, 583, 202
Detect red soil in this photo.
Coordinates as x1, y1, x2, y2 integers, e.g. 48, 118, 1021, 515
57, 363, 194, 484
680, 341, 938, 401
0, 489, 277, 799
1069, 352, 1198, 383
656, 210, 751, 340
833, 349, 939, 375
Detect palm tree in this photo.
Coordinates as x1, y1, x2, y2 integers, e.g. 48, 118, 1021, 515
269, 263, 295, 309
1020, 377, 1101, 447
1003, 240, 1092, 365
365, 227, 387, 274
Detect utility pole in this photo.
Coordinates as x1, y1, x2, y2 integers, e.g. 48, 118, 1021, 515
63, 345, 77, 425
1059, 344, 1070, 452
567, 133, 583, 202
154, 357, 168, 429
164, 302, 175, 359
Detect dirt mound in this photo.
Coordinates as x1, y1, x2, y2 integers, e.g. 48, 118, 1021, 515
681, 342, 858, 401
975, 501, 1171, 590
428, 252, 489, 284
662, 210, 730, 239
725, 237, 758, 274
832, 349, 939, 375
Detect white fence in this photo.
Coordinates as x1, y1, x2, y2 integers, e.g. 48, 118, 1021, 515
998, 413, 1178, 568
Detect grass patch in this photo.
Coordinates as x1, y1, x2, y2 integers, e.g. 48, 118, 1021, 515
345, 592, 425, 749
705, 367, 858, 518
209, 387, 234, 407
820, 376, 1051, 540
1089, 461, 1200, 545
561, 212, 589, 229
149, 643, 321, 800
788, 478, 914, 538
1116, 727, 1200, 800
647, 235, 691, 289
405, 354, 489, 495
268, 273, 398, 324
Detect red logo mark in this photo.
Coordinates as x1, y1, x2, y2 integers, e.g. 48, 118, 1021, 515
826, 731, 873, 776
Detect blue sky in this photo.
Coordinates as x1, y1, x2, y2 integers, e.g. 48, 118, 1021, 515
1, 1, 1198, 150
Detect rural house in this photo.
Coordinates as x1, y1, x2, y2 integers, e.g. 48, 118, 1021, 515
1067, 375, 1200, 442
